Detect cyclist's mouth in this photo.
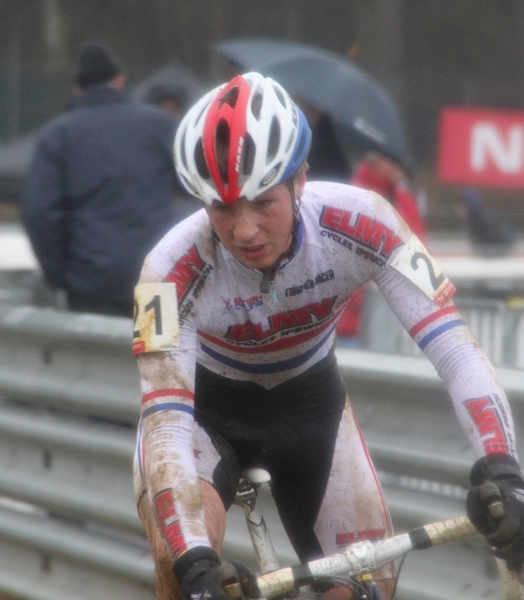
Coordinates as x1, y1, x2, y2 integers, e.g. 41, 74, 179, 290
238, 245, 268, 260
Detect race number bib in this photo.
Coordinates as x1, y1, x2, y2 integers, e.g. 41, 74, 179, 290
391, 235, 455, 307
133, 283, 179, 354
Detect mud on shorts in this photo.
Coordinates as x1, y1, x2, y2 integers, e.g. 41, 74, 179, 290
192, 347, 394, 568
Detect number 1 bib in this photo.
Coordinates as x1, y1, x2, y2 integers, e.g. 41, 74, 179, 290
133, 282, 179, 354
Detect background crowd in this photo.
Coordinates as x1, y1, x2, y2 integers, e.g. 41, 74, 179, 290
18, 37, 518, 347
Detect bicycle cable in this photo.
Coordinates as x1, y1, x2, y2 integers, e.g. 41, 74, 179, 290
313, 549, 410, 600
388, 551, 408, 599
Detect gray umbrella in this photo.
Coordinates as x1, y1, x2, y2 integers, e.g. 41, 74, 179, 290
214, 38, 409, 165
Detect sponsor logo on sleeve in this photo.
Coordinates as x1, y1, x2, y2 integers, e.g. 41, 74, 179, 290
464, 395, 513, 455
165, 245, 213, 320
153, 489, 187, 557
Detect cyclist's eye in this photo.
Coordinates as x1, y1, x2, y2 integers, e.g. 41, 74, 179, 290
254, 199, 272, 209
211, 203, 231, 214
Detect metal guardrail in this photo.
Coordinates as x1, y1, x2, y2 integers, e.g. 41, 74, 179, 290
0, 305, 523, 599
362, 284, 524, 368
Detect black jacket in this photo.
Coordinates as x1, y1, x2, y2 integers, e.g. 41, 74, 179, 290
23, 84, 185, 303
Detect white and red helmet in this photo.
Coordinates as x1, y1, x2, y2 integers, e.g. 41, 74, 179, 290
174, 72, 311, 205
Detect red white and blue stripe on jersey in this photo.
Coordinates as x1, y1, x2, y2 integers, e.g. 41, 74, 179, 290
138, 388, 195, 480
198, 313, 341, 374
409, 305, 464, 350
141, 388, 195, 418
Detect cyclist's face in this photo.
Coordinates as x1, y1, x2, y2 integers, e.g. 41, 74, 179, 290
206, 178, 304, 271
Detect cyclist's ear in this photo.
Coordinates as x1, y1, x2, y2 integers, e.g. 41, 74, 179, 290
292, 167, 307, 198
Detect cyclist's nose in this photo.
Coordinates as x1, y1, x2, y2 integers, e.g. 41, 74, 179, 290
232, 207, 259, 242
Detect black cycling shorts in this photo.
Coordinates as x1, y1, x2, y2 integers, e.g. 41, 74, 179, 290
194, 346, 347, 562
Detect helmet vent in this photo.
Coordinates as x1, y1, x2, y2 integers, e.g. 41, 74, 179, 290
195, 102, 210, 126
273, 85, 287, 108
216, 119, 230, 184
250, 92, 263, 121
194, 138, 210, 180
243, 133, 255, 176
267, 116, 281, 163
179, 128, 189, 170
220, 86, 239, 108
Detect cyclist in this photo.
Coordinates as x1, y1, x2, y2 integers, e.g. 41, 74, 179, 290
133, 72, 524, 600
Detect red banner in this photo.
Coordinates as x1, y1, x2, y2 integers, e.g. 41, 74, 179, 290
437, 106, 524, 188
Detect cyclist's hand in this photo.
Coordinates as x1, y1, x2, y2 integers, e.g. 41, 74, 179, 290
174, 546, 260, 600
467, 453, 524, 571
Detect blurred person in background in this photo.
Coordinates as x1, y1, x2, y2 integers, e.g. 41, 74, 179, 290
351, 151, 425, 240
22, 42, 183, 318
460, 187, 516, 258
295, 99, 352, 183
143, 81, 201, 223
144, 82, 189, 119
336, 150, 426, 340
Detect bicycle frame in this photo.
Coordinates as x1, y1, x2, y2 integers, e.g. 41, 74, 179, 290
235, 470, 280, 574
232, 470, 523, 600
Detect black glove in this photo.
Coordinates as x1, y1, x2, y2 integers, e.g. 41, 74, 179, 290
174, 546, 260, 600
467, 453, 524, 570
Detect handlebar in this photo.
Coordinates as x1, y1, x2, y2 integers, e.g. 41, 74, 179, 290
226, 515, 522, 600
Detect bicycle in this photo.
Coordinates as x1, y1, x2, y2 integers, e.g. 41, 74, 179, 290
229, 468, 524, 600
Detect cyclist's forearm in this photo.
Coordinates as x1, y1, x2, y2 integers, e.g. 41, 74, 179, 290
427, 327, 517, 459
137, 353, 210, 560
376, 264, 516, 461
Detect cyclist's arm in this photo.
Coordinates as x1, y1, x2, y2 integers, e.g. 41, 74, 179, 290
374, 236, 516, 460
134, 265, 211, 561
369, 223, 524, 571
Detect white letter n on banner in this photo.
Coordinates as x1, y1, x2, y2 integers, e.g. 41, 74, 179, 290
470, 123, 523, 173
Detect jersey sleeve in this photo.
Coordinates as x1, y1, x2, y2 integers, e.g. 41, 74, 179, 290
134, 237, 212, 561
374, 235, 517, 460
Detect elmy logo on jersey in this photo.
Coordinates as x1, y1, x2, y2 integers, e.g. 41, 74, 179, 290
319, 206, 404, 260
165, 245, 213, 321
225, 296, 337, 342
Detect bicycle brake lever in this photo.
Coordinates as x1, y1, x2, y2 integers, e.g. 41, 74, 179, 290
479, 482, 505, 519
224, 582, 243, 599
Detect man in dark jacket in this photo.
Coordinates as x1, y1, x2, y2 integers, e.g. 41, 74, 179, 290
23, 42, 189, 317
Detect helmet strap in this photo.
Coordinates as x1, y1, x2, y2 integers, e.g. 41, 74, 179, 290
259, 179, 302, 294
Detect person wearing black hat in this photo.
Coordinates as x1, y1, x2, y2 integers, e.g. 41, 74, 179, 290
75, 42, 123, 89
22, 42, 192, 317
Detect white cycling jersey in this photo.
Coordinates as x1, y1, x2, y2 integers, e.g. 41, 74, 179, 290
133, 181, 516, 560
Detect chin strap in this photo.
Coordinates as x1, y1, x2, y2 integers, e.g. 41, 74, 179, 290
259, 179, 302, 295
